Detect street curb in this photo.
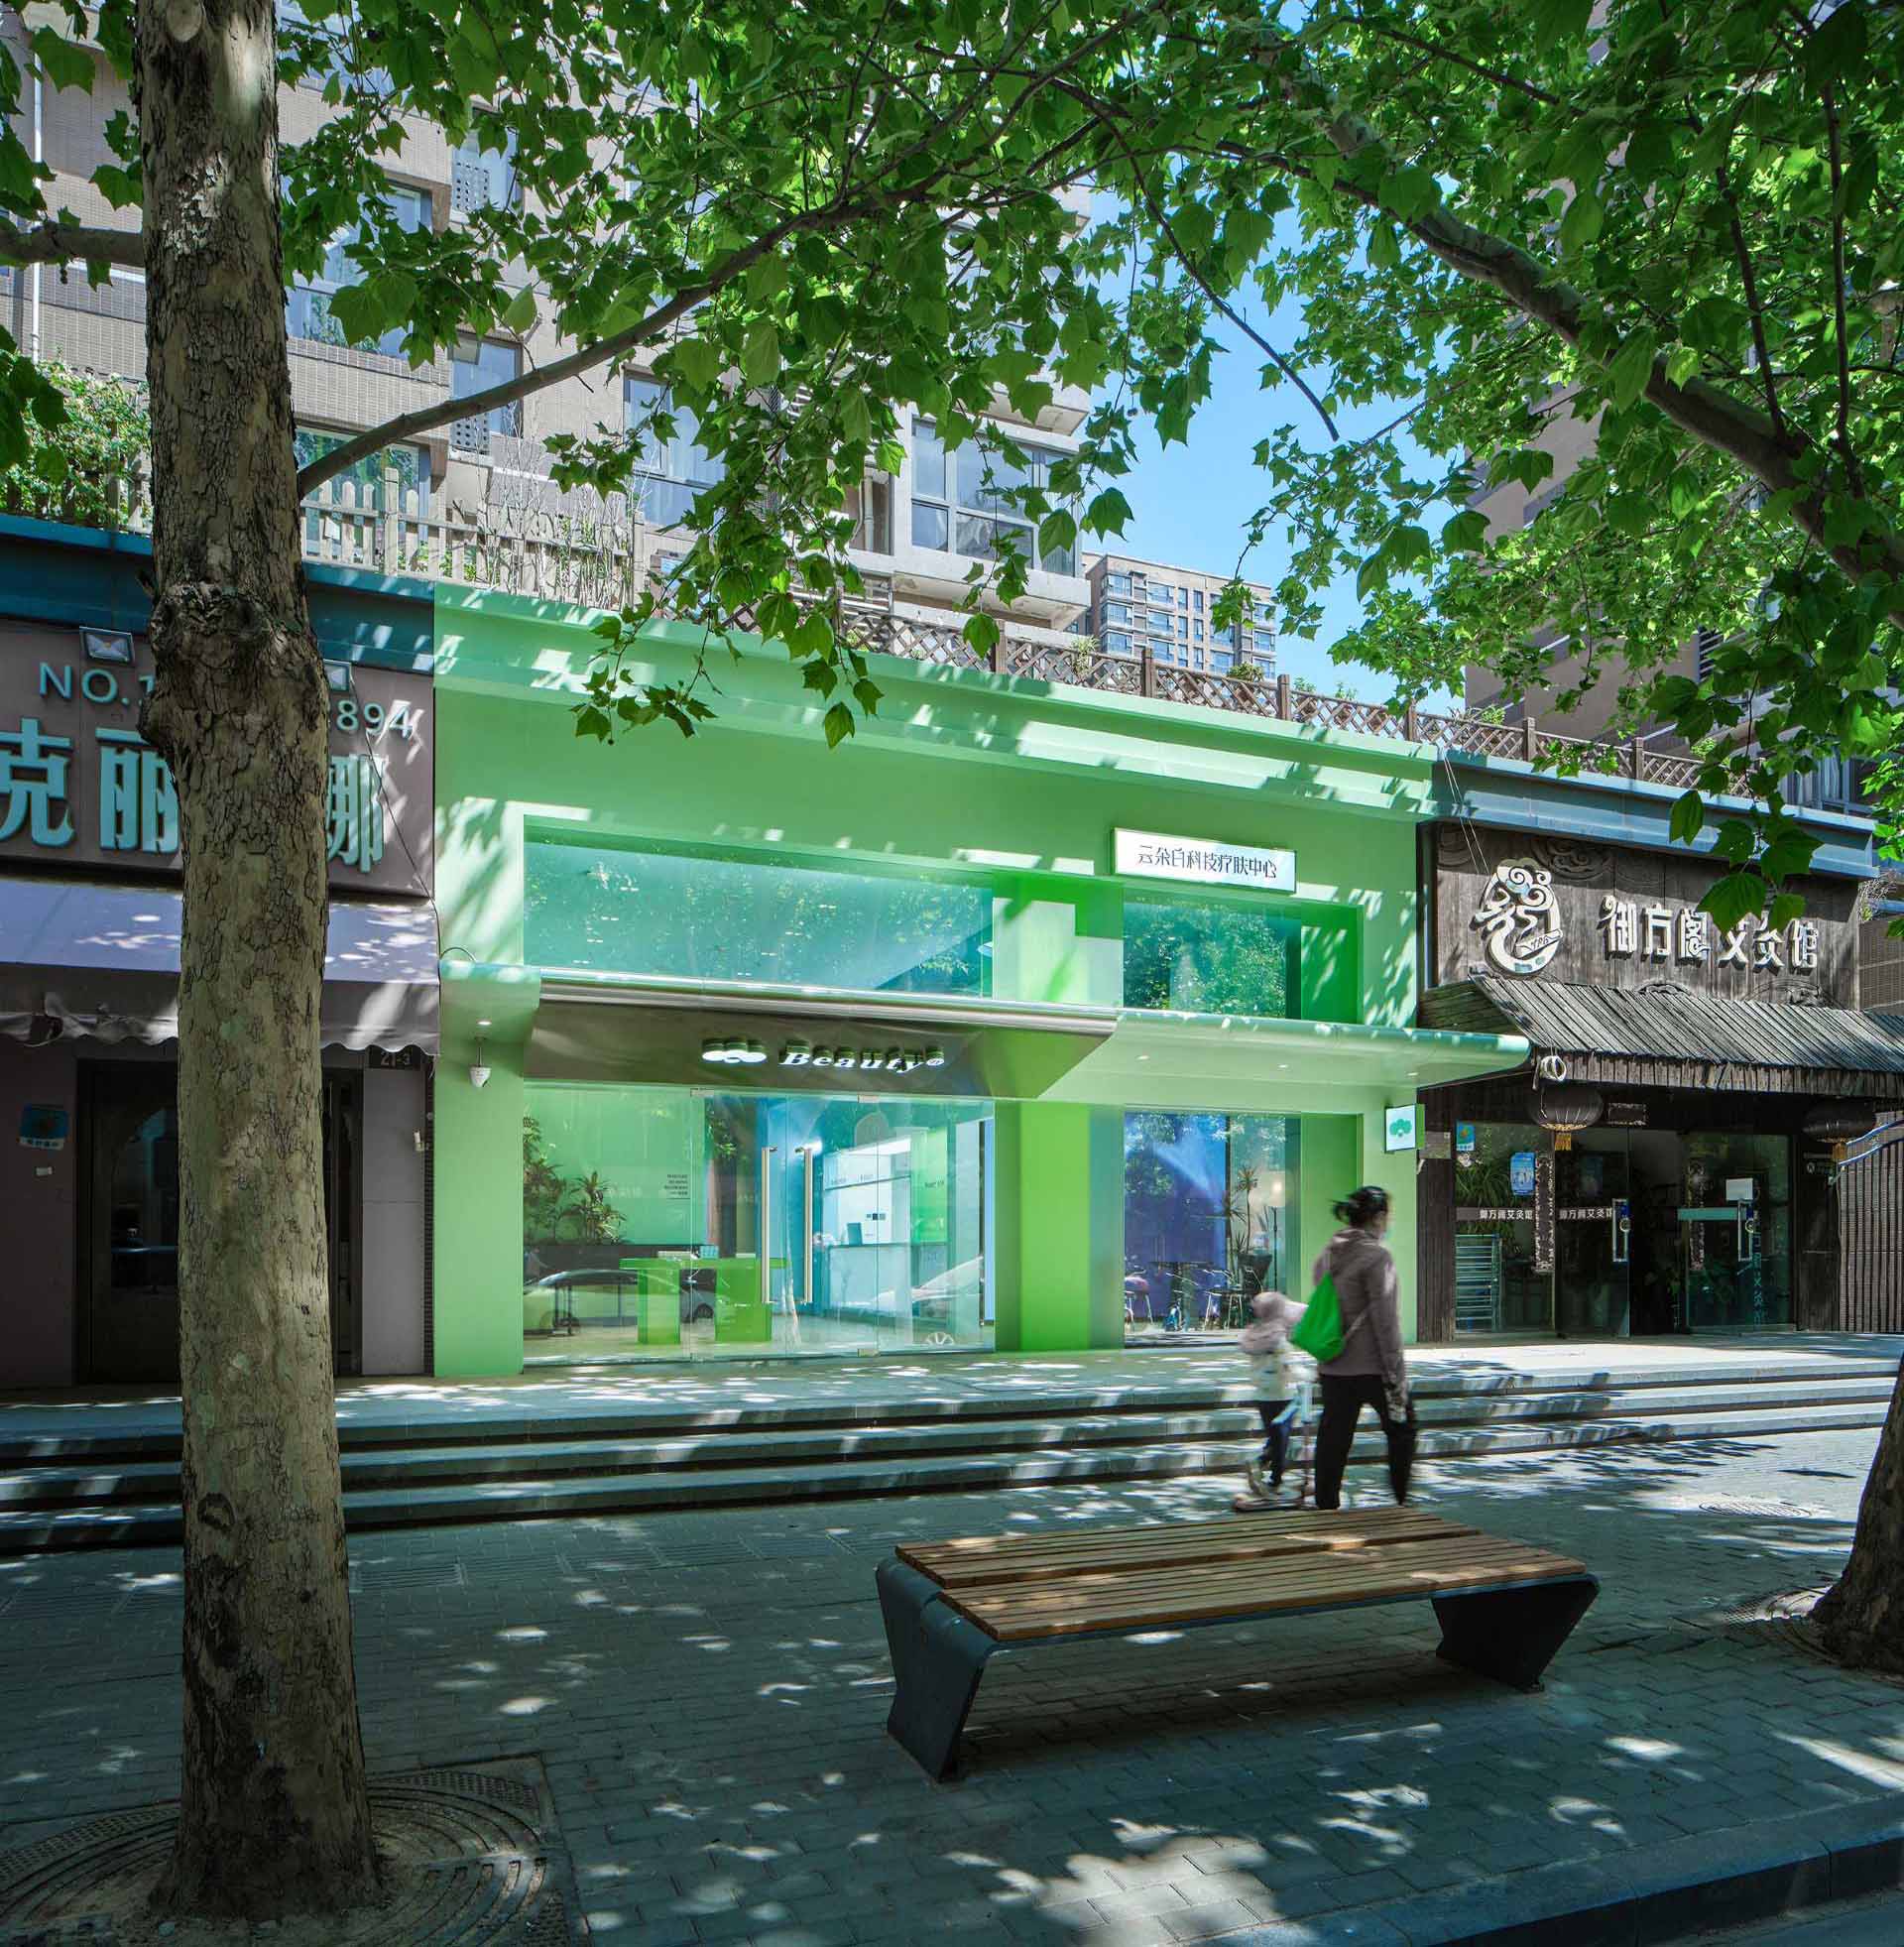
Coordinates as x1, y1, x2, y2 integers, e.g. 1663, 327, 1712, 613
1226, 1792, 1904, 1945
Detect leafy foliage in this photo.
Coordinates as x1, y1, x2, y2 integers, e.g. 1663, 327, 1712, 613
0, 362, 146, 527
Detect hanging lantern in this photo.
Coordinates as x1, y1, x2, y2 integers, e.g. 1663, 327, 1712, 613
1803, 1103, 1879, 1164
1529, 1082, 1605, 1152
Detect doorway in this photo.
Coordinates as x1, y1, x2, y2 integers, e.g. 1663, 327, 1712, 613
82, 1064, 180, 1384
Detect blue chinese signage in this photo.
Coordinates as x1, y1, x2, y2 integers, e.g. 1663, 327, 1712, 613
0, 626, 430, 897
1510, 1151, 1536, 1198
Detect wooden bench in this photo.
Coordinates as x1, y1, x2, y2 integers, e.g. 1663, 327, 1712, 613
876, 1507, 1596, 1778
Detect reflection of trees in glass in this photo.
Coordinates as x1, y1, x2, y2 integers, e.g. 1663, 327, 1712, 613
1124, 894, 1294, 1016
523, 1116, 567, 1243
560, 1171, 625, 1243
526, 840, 989, 994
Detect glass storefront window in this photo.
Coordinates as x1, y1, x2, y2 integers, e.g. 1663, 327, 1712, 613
527, 836, 992, 994
523, 1083, 994, 1361
1123, 1112, 1298, 1336
1123, 892, 1298, 1017
1683, 1133, 1792, 1330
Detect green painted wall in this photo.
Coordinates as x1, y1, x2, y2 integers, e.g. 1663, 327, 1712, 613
433, 1044, 528, 1377
431, 589, 1452, 1373
992, 1102, 1125, 1352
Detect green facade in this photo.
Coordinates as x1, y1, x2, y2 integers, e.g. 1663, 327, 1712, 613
431, 590, 1522, 1377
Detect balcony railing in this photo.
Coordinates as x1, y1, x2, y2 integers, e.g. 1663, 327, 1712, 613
96, 466, 1710, 791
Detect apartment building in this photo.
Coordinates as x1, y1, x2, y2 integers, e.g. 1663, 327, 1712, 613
1081, 552, 1277, 675
3, 11, 1092, 635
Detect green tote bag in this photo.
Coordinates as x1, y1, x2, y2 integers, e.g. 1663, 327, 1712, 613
1288, 1268, 1345, 1365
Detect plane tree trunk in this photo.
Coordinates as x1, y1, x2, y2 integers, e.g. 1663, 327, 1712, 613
1814, 1363, 1904, 1675
137, 0, 379, 1917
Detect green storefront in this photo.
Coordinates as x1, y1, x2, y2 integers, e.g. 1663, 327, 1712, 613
429, 590, 1522, 1378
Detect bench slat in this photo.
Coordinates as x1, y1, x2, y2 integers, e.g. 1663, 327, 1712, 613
946, 1534, 1588, 1642
899, 1507, 1462, 1588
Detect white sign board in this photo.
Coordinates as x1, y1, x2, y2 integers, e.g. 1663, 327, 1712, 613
1115, 829, 1295, 894
1726, 1177, 1756, 1204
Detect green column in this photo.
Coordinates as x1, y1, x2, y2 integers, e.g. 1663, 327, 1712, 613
1367, 1104, 1419, 1342
432, 1046, 527, 1377
991, 1101, 1124, 1351
1297, 1112, 1359, 1293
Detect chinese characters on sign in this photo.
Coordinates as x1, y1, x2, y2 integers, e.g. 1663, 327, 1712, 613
1471, 859, 1563, 975
1114, 827, 1297, 893
1596, 893, 1820, 973
4, 715, 389, 874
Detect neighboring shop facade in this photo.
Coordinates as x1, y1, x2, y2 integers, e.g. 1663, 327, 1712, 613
0, 518, 438, 1387
1414, 789, 1902, 1339
429, 589, 1523, 1379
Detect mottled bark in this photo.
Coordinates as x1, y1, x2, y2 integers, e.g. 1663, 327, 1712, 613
136, 0, 377, 1917
1815, 1362, 1904, 1674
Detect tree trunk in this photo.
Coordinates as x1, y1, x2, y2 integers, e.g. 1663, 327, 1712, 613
1814, 1360, 1904, 1674
137, 0, 378, 1918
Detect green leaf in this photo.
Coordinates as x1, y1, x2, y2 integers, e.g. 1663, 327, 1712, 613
1530, 0, 1593, 52
502, 287, 538, 336
31, 28, 93, 92
1665, 345, 1702, 387
1767, 892, 1808, 931
671, 336, 722, 391
1606, 327, 1657, 410
1367, 222, 1401, 272
1084, 486, 1131, 535
1379, 166, 1435, 222
1557, 191, 1604, 254
1442, 509, 1489, 552
822, 700, 856, 748
741, 319, 781, 387
1703, 872, 1765, 934
1668, 790, 1704, 844
837, 390, 871, 444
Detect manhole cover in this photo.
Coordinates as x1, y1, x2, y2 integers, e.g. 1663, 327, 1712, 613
0, 1760, 584, 1945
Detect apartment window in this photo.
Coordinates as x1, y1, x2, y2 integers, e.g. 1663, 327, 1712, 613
1192, 589, 1204, 614
450, 338, 523, 452
287, 184, 430, 358
1695, 628, 1722, 681
1177, 616, 1188, 641
1103, 630, 1131, 655
1106, 571, 1131, 597
295, 426, 430, 515
1192, 621, 1204, 644
1101, 601, 1130, 627
1176, 586, 1187, 608
910, 421, 1077, 575
624, 377, 726, 527
847, 477, 892, 553
452, 127, 520, 213
1212, 651, 1234, 674
1148, 613, 1172, 640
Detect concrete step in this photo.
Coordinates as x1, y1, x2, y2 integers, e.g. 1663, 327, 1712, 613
0, 1395, 1887, 1551
1, 1380, 1893, 1511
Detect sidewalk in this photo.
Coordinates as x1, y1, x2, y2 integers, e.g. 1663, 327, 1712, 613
2, 1422, 1901, 1944
4, 1331, 1898, 1446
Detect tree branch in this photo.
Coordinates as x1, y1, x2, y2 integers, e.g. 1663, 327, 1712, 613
0, 219, 145, 269
1821, 80, 1866, 500
1245, 33, 1904, 626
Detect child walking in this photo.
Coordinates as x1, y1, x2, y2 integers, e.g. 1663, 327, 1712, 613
1236, 1290, 1311, 1510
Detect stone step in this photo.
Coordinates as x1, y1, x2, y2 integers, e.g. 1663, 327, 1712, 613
0, 1363, 1894, 1469
0, 1396, 1886, 1552
0, 1379, 1893, 1510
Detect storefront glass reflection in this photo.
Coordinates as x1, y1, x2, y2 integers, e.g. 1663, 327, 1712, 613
1453, 1122, 1793, 1336
522, 1082, 993, 1361
1123, 1112, 1299, 1334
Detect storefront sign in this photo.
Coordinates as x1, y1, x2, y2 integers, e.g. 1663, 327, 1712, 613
1384, 1105, 1419, 1153
0, 623, 432, 898
779, 1040, 947, 1074
1726, 1176, 1756, 1203
1115, 828, 1295, 894
1435, 829, 1856, 1004
1455, 1121, 1477, 1154
18, 1104, 66, 1150
1605, 1100, 1649, 1127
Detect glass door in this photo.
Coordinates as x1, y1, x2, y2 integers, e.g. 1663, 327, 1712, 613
1554, 1136, 1632, 1337
1681, 1134, 1793, 1330
84, 1064, 180, 1383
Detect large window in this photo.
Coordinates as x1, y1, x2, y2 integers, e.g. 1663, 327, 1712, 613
287, 184, 430, 358
1123, 892, 1302, 1017
450, 338, 523, 452
624, 377, 727, 529
1124, 1113, 1299, 1334
910, 421, 1077, 576
527, 835, 992, 995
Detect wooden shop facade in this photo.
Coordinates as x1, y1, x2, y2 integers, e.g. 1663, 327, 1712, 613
1414, 821, 1904, 1340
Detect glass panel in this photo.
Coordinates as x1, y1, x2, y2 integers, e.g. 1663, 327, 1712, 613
912, 422, 947, 500
527, 836, 992, 993
523, 1083, 992, 1361
109, 1106, 179, 1293
1682, 1133, 1792, 1330
911, 501, 949, 549
1452, 1121, 1552, 1332
1124, 1113, 1297, 1337
1123, 892, 1299, 1016
451, 339, 523, 436
295, 428, 429, 515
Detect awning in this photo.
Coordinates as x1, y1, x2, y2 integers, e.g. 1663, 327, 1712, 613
0, 879, 437, 1051
1420, 975, 1904, 1099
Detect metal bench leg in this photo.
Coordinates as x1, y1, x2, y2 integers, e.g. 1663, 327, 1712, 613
877, 1560, 998, 1780
1432, 1574, 1600, 1691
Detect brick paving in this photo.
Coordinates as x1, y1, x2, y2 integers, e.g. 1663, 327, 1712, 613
3, 1427, 1903, 1944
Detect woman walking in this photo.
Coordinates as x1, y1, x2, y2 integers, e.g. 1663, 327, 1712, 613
1311, 1185, 1415, 1512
